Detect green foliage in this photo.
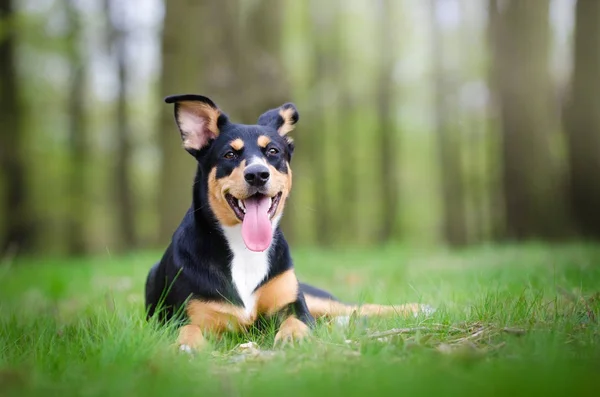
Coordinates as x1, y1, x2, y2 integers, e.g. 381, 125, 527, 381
1, 244, 599, 396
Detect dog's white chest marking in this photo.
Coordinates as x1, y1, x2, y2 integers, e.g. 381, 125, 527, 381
222, 225, 270, 318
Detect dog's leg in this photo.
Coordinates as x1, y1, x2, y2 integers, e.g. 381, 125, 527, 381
254, 269, 315, 346
180, 300, 249, 351
273, 293, 315, 346
177, 324, 206, 352
274, 316, 310, 346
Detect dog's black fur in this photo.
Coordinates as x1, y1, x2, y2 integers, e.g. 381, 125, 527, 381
145, 95, 334, 332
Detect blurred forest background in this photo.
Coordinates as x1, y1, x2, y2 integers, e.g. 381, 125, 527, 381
1, 0, 599, 258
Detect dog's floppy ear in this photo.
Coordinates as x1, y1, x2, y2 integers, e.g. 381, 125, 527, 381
165, 94, 224, 151
257, 103, 299, 136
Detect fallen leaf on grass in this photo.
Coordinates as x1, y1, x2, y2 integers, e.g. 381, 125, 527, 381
237, 341, 260, 354
227, 341, 278, 363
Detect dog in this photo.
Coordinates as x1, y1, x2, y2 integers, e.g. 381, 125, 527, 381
145, 94, 431, 350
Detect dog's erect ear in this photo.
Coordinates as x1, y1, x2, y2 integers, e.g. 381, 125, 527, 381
257, 103, 299, 136
165, 94, 223, 151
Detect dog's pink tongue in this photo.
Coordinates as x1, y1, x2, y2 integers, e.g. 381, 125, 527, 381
241, 195, 272, 252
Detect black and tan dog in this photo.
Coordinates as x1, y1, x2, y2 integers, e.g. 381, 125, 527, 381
145, 94, 431, 350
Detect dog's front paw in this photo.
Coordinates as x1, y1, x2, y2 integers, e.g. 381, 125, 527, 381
177, 324, 206, 353
179, 344, 195, 355
274, 317, 310, 347
417, 304, 436, 316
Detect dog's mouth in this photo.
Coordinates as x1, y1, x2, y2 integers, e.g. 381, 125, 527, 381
224, 192, 283, 252
225, 192, 282, 222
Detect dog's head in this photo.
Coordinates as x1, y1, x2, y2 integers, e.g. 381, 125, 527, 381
165, 94, 298, 252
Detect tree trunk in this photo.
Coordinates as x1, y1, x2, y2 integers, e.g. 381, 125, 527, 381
197, 1, 289, 122
158, 0, 292, 244
242, 1, 294, 237
158, 0, 207, 244
0, 0, 33, 254
310, 53, 329, 245
376, 0, 399, 242
104, 0, 136, 250
336, 4, 357, 245
494, 0, 567, 240
485, 0, 505, 241
564, 0, 600, 239
64, 0, 87, 255
308, 1, 336, 246
238, 1, 289, 122
430, 0, 467, 246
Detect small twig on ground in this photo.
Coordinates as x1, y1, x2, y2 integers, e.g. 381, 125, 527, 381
486, 341, 506, 352
557, 286, 578, 302
582, 301, 597, 323
367, 326, 443, 339
557, 286, 597, 323
502, 327, 526, 336
463, 327, 486, 340
429, 323, 468, 333
446, 327, 489, 345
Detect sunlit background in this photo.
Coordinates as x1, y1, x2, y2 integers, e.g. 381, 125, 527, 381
1, 0, 597, 258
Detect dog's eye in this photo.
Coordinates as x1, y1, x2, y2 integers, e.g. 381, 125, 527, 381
267, 148, 279, 156
223, 151, 236, 160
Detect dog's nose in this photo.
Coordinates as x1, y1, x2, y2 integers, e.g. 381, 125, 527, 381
244, 164, 270, 187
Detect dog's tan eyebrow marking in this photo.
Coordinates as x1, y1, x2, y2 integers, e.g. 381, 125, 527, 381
230, 138, 244, 151
257, 135, 271, 148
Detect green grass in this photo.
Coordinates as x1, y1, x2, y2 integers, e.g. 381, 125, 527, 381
1, 244, 599, 397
